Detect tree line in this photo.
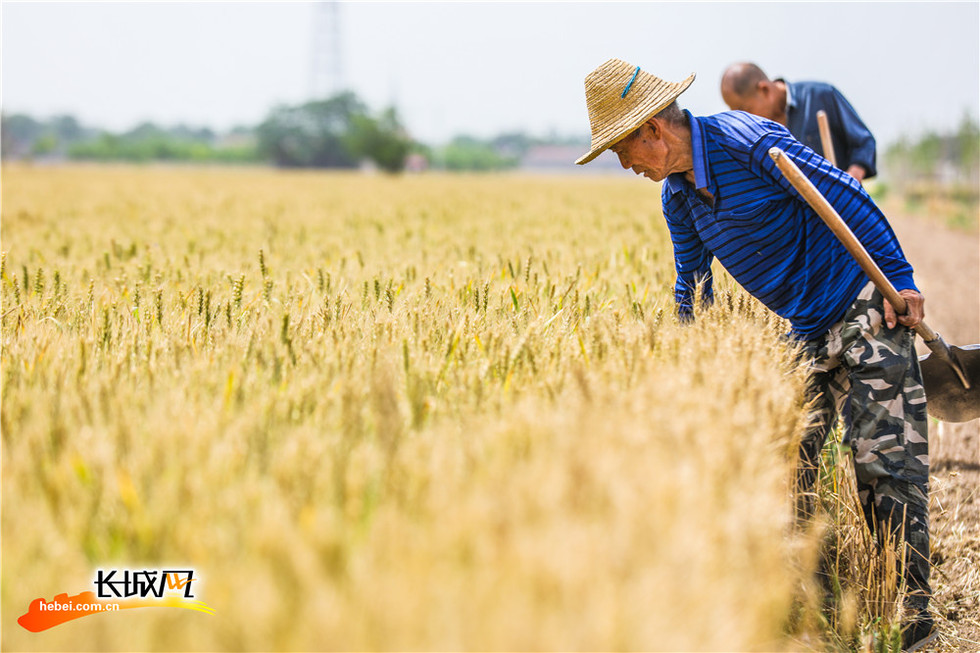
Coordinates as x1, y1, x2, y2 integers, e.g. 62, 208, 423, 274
2, 92, 413, 170
883, 114, 979, 187
2, 113, 256, 164
11, 95, 972, 179
1, 91, 586, 173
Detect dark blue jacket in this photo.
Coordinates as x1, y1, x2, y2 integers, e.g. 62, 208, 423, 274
780, 80, 877, 179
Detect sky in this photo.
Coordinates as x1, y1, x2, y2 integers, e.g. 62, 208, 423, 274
2, 1, 978, 147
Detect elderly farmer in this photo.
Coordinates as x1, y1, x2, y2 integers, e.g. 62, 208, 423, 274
720, 62, 877, 182
576, 59, 934, 650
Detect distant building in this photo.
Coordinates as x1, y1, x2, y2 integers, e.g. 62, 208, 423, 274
519, 145, 622, 173
405, 153, 428, 173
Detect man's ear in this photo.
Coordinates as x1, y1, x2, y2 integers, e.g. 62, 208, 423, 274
644, 118, 660, 138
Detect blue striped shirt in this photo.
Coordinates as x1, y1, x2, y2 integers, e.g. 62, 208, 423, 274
663, 110, 916, 340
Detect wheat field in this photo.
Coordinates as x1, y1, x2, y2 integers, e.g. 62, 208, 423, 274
1, 165, 940, 651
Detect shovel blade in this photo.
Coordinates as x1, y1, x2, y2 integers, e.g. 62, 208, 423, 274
919, 344, 980, 422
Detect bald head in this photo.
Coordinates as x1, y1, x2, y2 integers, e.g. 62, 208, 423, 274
721, 63, 770, 97
720, 62, 786, 123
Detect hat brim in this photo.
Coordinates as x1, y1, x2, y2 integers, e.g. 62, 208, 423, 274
575, 73, 695, 165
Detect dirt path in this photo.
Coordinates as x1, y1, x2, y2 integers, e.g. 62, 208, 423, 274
888, 212, 980, 652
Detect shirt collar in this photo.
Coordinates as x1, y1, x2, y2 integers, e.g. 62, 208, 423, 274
665, 109, 710, 195
776, 78, 796, 109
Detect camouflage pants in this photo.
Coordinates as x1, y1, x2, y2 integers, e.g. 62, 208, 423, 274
798, 282, 931, 608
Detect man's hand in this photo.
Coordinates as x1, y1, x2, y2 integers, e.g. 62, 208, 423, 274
883, 289, 925, 329
846, 164, 866, 182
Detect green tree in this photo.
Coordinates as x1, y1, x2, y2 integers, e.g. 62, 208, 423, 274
346, 107, 413, 173
885, 113, 979, 184
257, 92, 368, 168
32, 133, 58, 156
51, 115, 86, 143
1, 113, 44, 159
955, 113, 979, 174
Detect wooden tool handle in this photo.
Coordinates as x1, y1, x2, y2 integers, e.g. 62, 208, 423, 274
768, 147, 939, 342
816, 110, 837, 167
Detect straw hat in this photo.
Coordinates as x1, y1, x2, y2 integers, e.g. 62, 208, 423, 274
576, 59, 695, 165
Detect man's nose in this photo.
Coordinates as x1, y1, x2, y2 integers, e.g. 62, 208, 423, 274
617, 151, 631, 169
